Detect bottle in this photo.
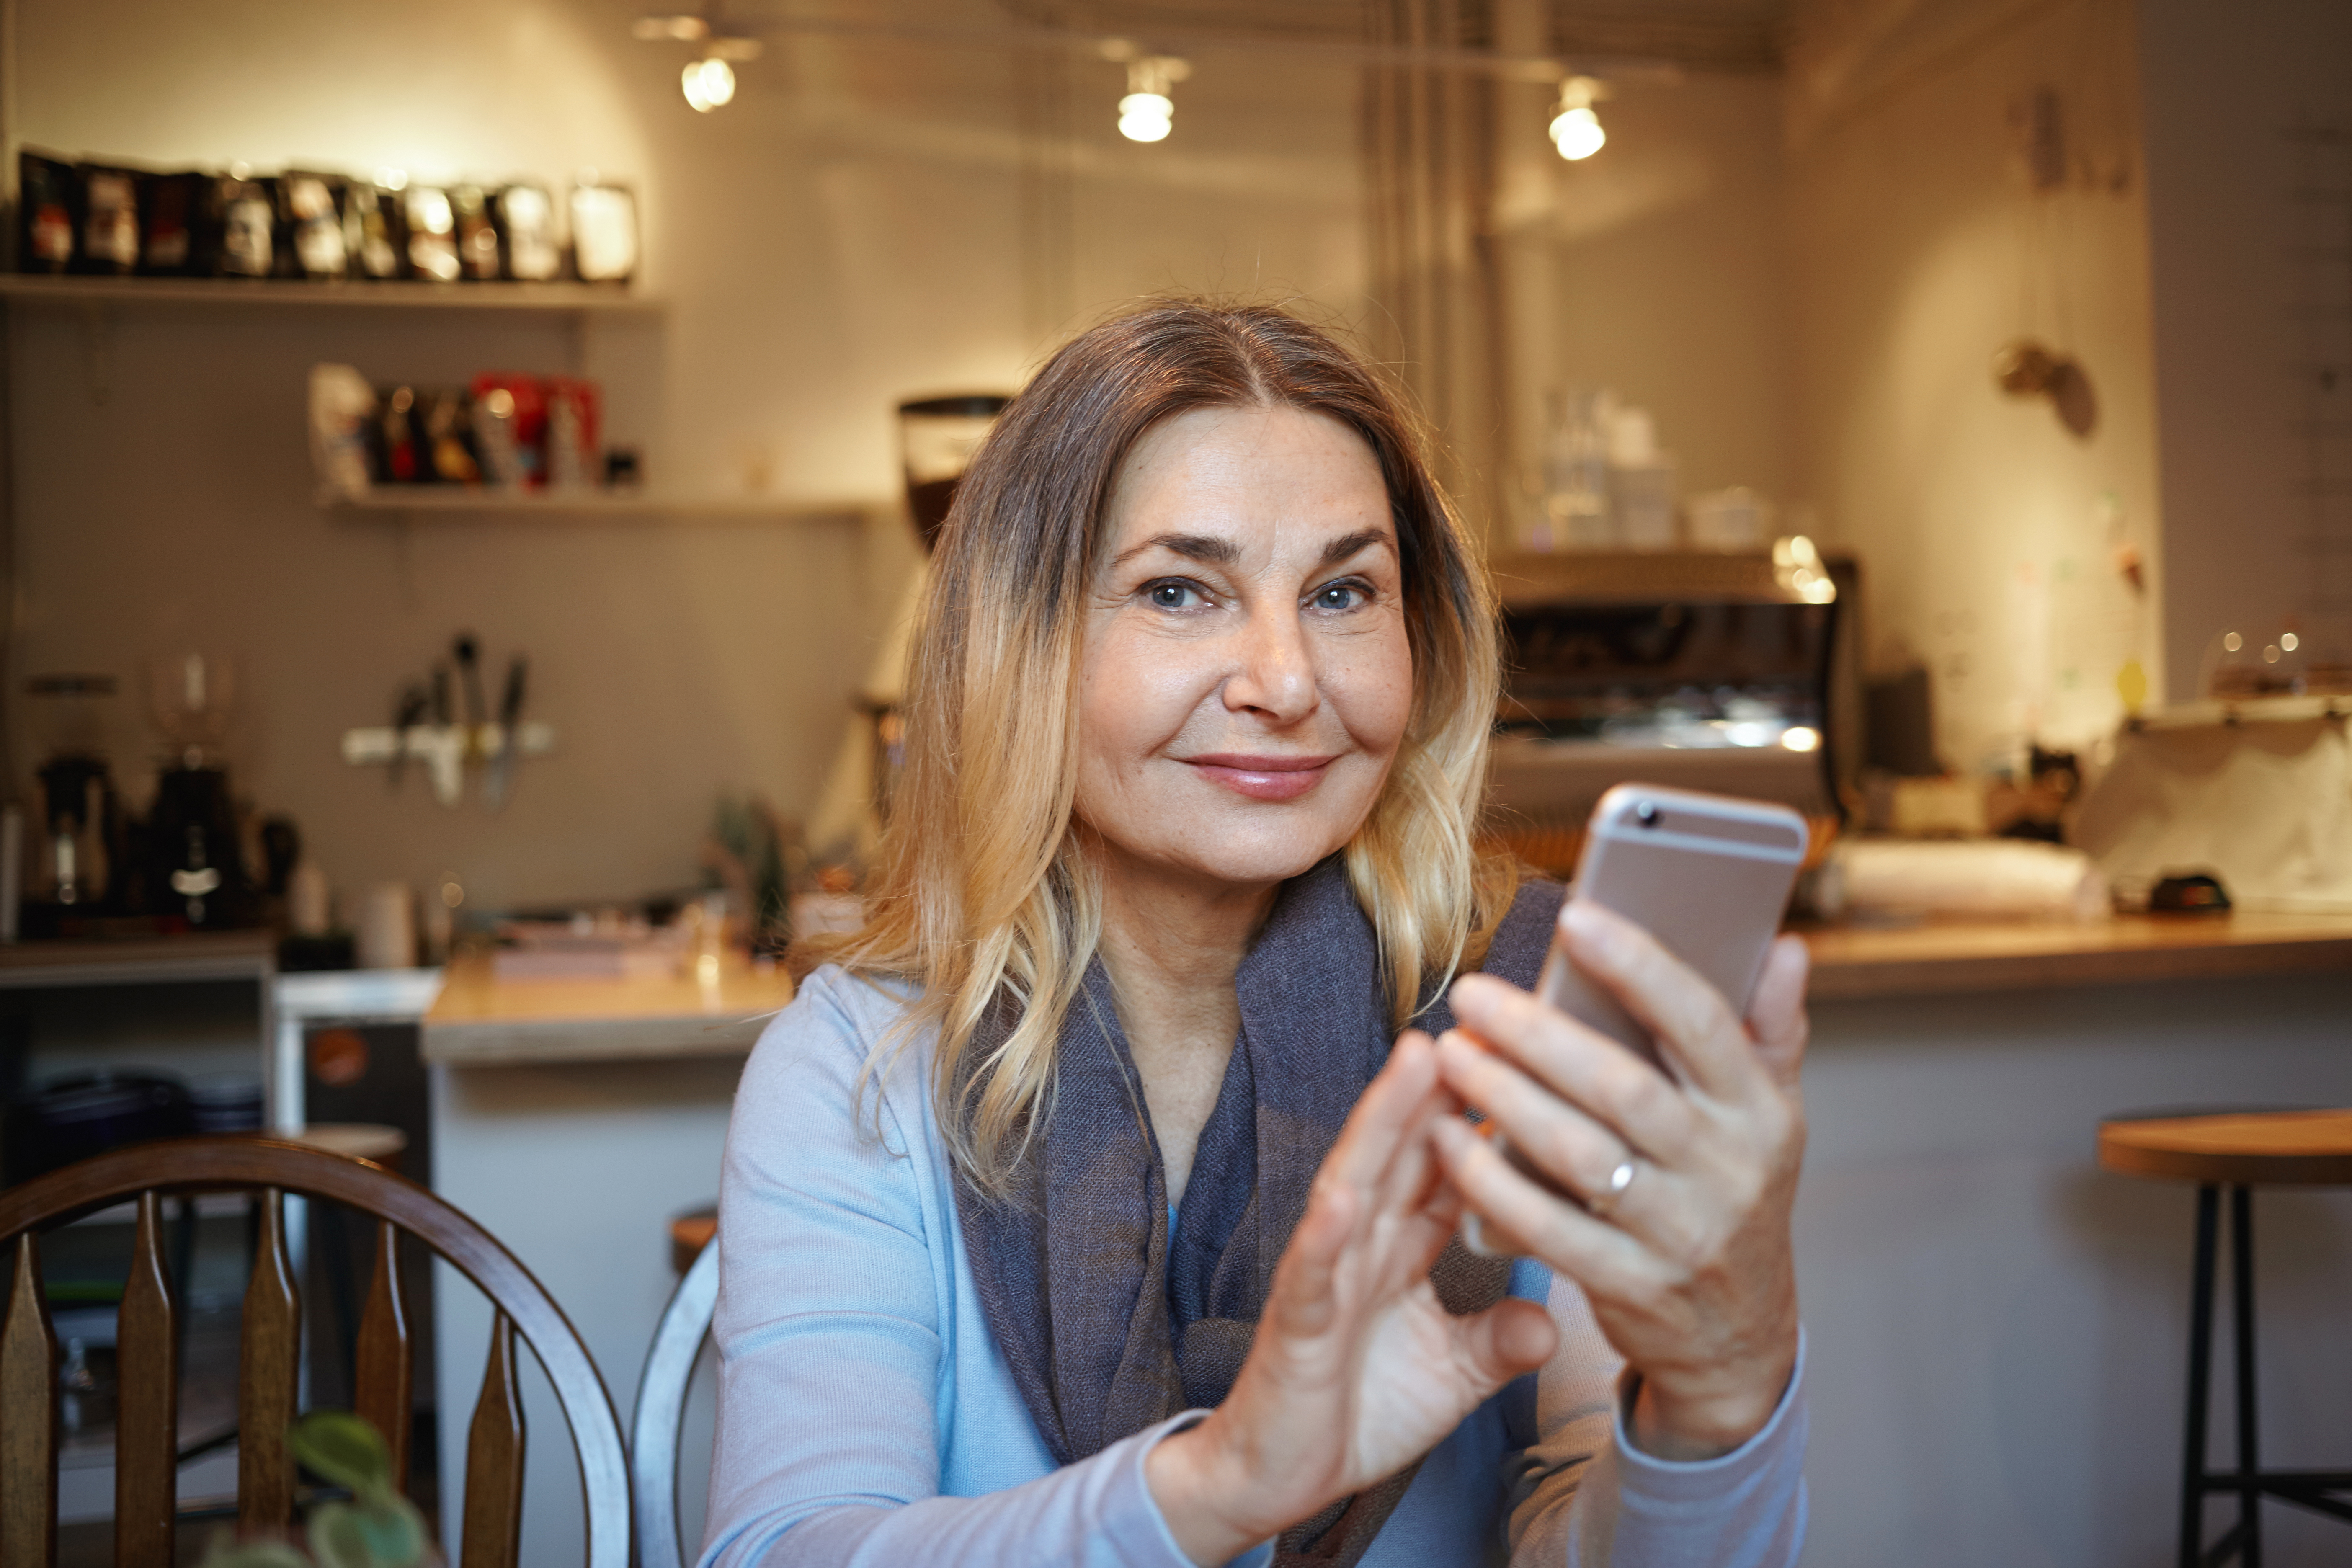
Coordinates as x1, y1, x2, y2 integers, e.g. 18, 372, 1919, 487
1545, 389, 1616, 550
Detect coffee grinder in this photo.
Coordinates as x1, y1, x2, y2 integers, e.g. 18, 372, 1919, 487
864, 395, 1010, 825
23, 675, 124, 924
897, 395, 1010, 553
145, 653, 253, 930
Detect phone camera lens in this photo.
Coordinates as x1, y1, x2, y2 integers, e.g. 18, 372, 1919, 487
1635, 801, 1661, 828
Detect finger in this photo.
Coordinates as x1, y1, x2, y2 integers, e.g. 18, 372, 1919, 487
1375, 1085, 1454, 1226
1364, 1047, 1480, 1250
1444, 975, 1695, 1159
1745, 936, 1810, 1092
1449, 1296, 1559, 1388
1321, 1031, 1441, 1192
1434, 1031, 1646, 1200
1558, 901, 1766, 1103
1431, 1116, 1663, 1301
1265, 1173, 1358, 1339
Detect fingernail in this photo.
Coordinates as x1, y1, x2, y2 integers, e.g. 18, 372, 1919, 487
1564, 900, 1619, 956
1449, 973, 1494, 1016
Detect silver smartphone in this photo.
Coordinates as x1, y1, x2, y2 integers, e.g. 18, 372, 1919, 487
1462, 783, 1808, 1255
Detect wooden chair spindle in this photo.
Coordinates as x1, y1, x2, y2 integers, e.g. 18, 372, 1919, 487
462, 1312, 526, 1568
0, 1138, 631, 1568
116, 1191, 179, 1568
238, 1187, 301, 1533
354, 1219, 413, 1492
0, 1232, 59, 1568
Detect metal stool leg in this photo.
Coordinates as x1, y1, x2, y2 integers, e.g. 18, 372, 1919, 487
2232, 1185, 2262, 1567
2183, 1184, 2219, 1568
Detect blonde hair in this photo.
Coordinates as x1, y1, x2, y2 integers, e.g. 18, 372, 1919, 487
820, 300, 1516, 1194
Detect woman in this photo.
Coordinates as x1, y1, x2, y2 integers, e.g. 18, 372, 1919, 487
704, 301, 1809, 1568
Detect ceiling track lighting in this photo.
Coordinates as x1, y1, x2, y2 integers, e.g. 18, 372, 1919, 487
1549, 75, 1609, 160
1114, 54, 1190, 143
635, 6, 761, 111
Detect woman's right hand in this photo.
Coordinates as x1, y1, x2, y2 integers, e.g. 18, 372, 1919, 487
1143, 1032, 1559, 1566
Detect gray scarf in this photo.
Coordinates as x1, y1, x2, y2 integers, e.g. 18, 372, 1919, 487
955, 857, 1565, 1565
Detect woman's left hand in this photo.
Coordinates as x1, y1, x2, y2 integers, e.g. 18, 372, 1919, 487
1430, 900, 1809, 1462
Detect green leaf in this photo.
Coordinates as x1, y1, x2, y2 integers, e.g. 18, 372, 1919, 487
193, 1529, 312, 1568
286, 1411, 394, 1501
308, 1496, 432, 1568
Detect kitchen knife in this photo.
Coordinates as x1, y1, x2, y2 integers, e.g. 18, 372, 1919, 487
388, 683, 428, 789
454, 633, 487, 727
428, 663, 463, 807
485, 653, 529, 811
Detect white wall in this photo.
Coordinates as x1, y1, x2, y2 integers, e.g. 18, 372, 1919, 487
1545, 73, 1797, 503
1786, 0, 2166, 772
2135, 0, 2352, 698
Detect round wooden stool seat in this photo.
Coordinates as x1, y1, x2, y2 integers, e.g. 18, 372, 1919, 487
669, 1205, 717, 1275
2099, 1109, 2352, 1187
286, 1121, 410, 1168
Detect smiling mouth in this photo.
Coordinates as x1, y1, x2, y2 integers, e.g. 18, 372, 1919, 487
1181, 753, 1341, 802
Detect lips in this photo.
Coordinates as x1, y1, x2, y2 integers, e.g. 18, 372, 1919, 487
1181, 752, 1339, 802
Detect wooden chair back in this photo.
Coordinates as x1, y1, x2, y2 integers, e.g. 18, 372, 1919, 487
627, 1238, 718, 1568
0, 1137, 629, 1568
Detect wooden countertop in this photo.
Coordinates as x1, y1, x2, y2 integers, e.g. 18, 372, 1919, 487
0, 930, 275, 988
1801, 910, 2352, 1001
422, 952, 795, 1065
416, 911, 2352, 1063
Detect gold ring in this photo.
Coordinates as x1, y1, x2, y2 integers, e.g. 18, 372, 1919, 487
1587, 1158, 1638, 1217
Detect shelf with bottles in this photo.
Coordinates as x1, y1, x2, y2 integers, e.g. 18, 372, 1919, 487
314, 485, 859, 521
0, 274, 660, 313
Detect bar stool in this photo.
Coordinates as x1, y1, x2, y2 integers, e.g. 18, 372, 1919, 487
2099, 1109, 2352, 1568
668, 1203, 717, 1275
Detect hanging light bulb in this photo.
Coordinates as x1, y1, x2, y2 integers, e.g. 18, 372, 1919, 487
1116, 55, 1189, 143
682, 55, 735, 112
1119, 92, 1172, 142
1549, 76, 1608, 161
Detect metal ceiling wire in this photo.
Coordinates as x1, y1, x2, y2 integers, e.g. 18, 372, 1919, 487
996, 0, 1383, 46
994, 0, 1789, 71
1550, 2, 1787, 72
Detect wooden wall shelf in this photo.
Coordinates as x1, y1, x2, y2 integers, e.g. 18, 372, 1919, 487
316, 487, 866, 522
0, 274, 661, 314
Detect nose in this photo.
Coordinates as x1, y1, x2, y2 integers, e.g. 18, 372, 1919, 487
1221, 598, 1319, 723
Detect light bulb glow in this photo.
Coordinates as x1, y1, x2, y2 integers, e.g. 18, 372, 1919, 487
1551, 105, 1605, 160
682, 57, 735, 113
2282, 631, 2300, 651
1119, 91, 1173, 142
1780, 726, 1822, 753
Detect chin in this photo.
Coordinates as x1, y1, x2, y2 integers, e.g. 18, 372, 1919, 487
1166, 811, 1354, 888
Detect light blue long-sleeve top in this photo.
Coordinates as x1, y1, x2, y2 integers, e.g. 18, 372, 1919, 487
701, 965, 1808, 1567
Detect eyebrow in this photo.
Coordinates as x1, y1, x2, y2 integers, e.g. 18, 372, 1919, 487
1316, 529, 1394, 568
1112, 532, 1238, 568
1110, 527, 1397, 571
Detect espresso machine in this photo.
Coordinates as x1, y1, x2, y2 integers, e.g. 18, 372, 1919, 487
1483, 547, 1860, 876
145, 653, 253, 930
852, 395, 1011, 828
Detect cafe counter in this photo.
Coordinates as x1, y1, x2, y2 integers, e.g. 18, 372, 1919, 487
419, 916, 2352, 1568
1793, 910, 2352, 1565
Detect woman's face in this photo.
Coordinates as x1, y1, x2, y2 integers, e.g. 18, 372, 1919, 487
1075, 403, 1413, 894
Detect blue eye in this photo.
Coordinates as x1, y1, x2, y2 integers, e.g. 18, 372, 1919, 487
1147, 580, 1204, 609
1312, 581, 1368, 611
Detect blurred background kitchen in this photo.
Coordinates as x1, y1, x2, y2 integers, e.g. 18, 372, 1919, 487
2, 0, 2349, 1564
